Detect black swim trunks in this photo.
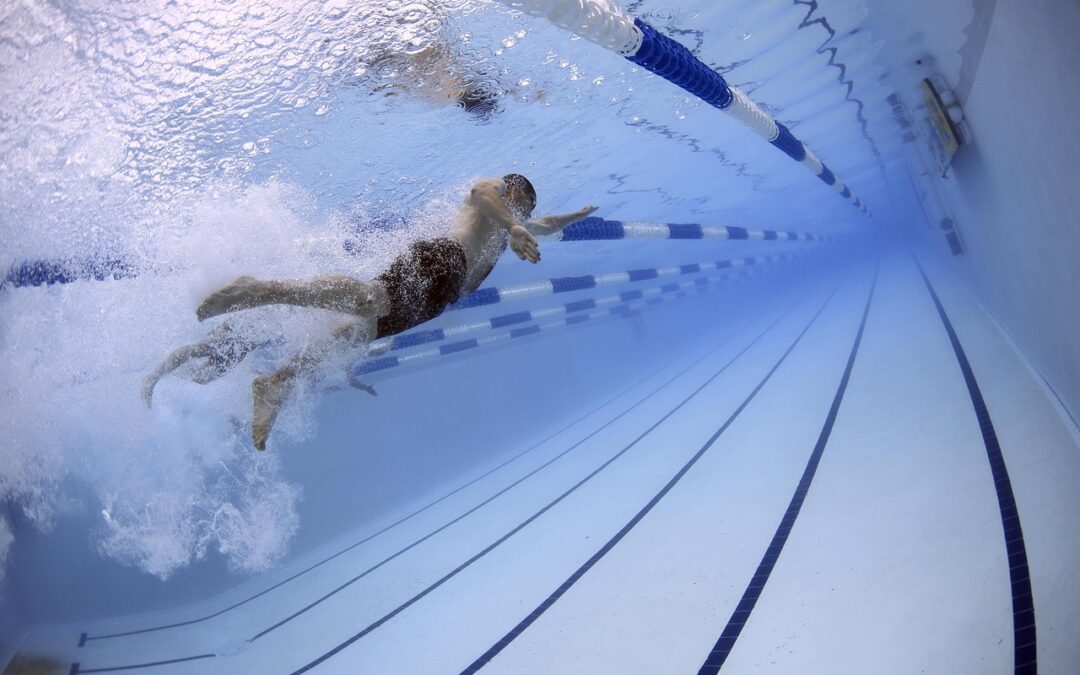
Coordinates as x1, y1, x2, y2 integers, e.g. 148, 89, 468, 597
375, 238, 468, 339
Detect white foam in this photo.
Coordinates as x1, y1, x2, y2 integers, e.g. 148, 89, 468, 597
0, 175, 459, 581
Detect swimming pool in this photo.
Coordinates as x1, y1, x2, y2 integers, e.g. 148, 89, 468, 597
2, 0, 1078, 673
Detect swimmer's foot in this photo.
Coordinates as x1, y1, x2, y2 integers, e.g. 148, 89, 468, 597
197, 276, 266, 321
252, 371, 293, 451
347, 374, 378, 397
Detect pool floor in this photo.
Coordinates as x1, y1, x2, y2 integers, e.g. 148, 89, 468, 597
13, 253, 1080, 674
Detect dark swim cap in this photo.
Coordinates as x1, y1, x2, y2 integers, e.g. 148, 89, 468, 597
502, 173, 536, 209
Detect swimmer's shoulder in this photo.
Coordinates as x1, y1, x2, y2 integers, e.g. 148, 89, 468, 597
467, 176, 507, 201
454, 177, 508, 230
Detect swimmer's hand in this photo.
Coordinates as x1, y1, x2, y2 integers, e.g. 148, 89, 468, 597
510, 224, 540, 264
348, 375, 378, 397
572, 205, 600, 221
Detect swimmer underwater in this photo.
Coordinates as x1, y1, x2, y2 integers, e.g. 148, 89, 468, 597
148, 174, 598, 450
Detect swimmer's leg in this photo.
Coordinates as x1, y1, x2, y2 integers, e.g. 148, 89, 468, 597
197, 275, 388, 321
252, 317, 374, 451
143, 342, 213, 406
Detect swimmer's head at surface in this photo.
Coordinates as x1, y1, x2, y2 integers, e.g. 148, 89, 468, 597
502, 173, 537, 222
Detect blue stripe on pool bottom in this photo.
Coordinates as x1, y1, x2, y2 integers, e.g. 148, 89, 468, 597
76, 340, 782, 658
73, 297, 786, 672
459, 274, 854, 673
915, 261, 1037, 675
290, 287, 831, 674
70, 654, 215, 674
698, 264, 877, 672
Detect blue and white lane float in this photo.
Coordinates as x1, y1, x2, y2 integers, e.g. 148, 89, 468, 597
355, 272, 730, 377
497, 0, 869, 214
3, 221, 825, 291
552, 217, 839, 242
371, 264, 772, 355
448, 250, 808, 311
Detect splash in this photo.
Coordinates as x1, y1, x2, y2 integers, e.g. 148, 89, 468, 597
0, 0, 501, 582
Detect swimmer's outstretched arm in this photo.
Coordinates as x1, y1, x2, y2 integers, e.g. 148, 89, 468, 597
525, 205, 600, 237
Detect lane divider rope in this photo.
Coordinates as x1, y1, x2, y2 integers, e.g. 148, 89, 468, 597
551, 217, 840, 242
370, 258, 794, 355
497, 0, 870, 214
449, 250, 814, 311
357, 269, 756, 377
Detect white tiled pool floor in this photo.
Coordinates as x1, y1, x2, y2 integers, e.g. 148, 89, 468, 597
12, 253, 1080, 674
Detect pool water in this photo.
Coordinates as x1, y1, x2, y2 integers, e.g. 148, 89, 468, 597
1, 0, 1078, 673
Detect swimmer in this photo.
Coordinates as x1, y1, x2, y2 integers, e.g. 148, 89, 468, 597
369, 43, 507, 120
363, 30, 544, 121
196, 174, 598, 450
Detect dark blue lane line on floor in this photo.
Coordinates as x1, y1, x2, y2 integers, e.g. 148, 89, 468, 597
256, 310, 767, 644
915, 261, 1037, 675
76, 323, 762, 652
70, 653, 215, 675
79, 386, 657, 645
70, 300, 784, 674
698, 264, 877, 673
461, 273, 855, 673
290, 283, 836, 675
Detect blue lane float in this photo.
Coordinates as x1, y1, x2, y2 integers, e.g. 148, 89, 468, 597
448, 251, 809, 311
497, 0, 870, 214
554, 217, 838, 242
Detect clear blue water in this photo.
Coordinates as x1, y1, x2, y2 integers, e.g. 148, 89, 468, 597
3, 0, 1077, 672
0, 0, 913, 616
